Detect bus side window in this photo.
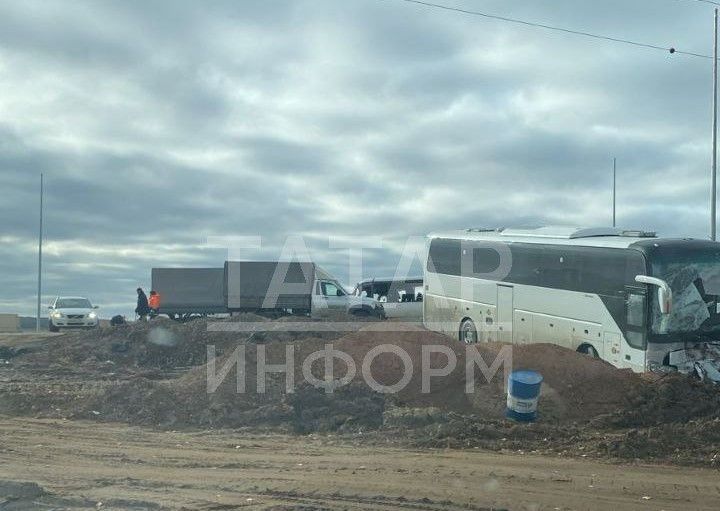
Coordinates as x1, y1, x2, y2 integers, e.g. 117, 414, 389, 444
472, 247, 501, 275
627, 293, 646, 327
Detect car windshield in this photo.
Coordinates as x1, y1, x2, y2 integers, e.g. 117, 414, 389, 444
650, 249, 720, 336
56, 298, 92, 309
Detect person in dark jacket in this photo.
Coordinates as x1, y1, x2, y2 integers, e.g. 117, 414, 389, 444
135, 287, 151, 321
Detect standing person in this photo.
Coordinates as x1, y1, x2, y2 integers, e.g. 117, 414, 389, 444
148, 290, 161, 317
135, 287, 150, 321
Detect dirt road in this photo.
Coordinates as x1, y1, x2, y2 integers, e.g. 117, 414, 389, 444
0, 332, 60, 345
0, 417, 718, 510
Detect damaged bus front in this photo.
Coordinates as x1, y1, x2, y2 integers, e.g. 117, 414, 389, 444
638, 239, 720, 382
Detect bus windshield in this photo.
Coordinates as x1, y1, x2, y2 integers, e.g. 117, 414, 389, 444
649, 248, 720, 338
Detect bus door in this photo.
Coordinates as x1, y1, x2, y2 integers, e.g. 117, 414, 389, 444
603, 287, 646, 369
621, 286, 649, 370
496, 284, 514, 343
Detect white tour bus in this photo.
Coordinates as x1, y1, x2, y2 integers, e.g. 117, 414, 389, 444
423, 226, 720, 379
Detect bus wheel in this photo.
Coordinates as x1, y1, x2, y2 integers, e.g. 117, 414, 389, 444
459, 319, 478, 344
578, 344, 599, 358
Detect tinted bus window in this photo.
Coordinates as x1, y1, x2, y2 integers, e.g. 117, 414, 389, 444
506, 244, 645, 296
473, 248, 501, 274
428, 238, 645, 296
427, 238, 461, 275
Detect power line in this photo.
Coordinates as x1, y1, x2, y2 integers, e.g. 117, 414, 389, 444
674, 0, 720, 7
390, 0, 713, 60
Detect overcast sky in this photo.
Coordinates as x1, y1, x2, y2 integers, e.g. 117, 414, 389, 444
1, 0, 718, 317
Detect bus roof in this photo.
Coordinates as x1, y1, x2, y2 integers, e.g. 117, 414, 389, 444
356, 276, 424, 285
427, 226, 667, 249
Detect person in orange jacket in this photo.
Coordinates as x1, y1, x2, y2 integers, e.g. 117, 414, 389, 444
148, 290, 161, 317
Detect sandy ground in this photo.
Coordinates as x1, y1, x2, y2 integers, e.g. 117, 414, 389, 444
0, 417, 719, 511
0, 332, 60, 342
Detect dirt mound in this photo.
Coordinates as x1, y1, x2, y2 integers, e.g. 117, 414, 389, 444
17, 317, 642, 424
3, 319, 658, 428
602, 373, 720, 427
18, 314, 354, 375
158, 325, 466, 431
288, 383, 386, 432
406, 413, 580, 451
329, 325, 471, 411
506, 343, 641, 420
325, 327, 642, 421
7, 316, 720, 465
77, 374, 384, 433
392, 413, 720, 466
68, 324, 461, 430
154, 324, 644, 429
21, 317, 247, 373
599, 417, 720, 464
79, 378, 186, 426
168, 336, 374, 431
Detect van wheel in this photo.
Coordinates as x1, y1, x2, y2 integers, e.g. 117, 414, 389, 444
578, 344, 599, 358
459, 319, 478, 344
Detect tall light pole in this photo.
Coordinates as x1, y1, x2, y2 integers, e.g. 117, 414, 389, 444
36, 173, 43, 332
612, 157, 617, 228
712, 8, 718, 241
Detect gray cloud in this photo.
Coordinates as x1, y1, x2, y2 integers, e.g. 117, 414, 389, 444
0, 0, 717, 316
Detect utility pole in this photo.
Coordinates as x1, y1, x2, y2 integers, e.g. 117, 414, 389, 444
712, 8, 718, 240
612, 157, 617, 228
36, 173, 43, 332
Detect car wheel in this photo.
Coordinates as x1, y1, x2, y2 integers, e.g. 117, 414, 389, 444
48, 323, 59, 333
459, 318, 478, 344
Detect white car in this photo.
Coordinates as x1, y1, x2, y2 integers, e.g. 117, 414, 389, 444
48, 296, 99, 332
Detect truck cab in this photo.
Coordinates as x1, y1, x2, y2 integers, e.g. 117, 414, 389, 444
313, 271, 385, 318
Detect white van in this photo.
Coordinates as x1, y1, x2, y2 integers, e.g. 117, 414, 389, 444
354, 277, 423, 320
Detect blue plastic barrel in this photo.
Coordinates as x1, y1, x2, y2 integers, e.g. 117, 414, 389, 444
506, 370, 543, 422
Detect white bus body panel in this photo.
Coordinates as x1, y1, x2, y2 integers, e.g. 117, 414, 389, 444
424, 271, 646, 373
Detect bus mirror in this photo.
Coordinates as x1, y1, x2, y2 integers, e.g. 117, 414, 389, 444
657, 287, 672, 314
635, 275, 672, 314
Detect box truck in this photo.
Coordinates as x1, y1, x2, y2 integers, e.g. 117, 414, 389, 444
151, 262, 384, 319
